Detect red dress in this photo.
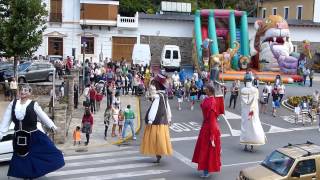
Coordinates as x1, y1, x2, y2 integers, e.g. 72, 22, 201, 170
192, 96, 224, 173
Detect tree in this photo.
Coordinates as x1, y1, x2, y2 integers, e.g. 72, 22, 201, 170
119, 0, 154, 16
2, 0, 47, 78
0, 0, 10, 54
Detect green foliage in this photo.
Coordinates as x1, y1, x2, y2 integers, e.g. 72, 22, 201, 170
288, 95, 313, 107
119, 0, 154, 16
0, 0, 47, 76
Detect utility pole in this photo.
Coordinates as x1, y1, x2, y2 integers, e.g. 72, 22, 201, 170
81, 4, 86, 91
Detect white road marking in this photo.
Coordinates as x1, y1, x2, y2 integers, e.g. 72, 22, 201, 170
225, 111, 241, 119
173, 150, 261, 170
64, 156, 148, 168
47, 163, 156, 177
290, 126, 318, 131
171, 134, 230, 142
172, 150, 196, 169
261, 122, 293, 133
64, 170, 170, 180
64, 150, 138, 161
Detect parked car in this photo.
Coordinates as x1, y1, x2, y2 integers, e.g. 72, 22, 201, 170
4, 62, 55, 83
160, 45, 181, 71
238, 142, 320, 180
0, 122, 45, 162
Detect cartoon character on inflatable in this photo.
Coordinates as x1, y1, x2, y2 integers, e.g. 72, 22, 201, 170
250, 15, 298, 74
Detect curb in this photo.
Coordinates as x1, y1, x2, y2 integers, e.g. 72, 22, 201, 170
281, 99, 294, 112
112, 96, 141, 145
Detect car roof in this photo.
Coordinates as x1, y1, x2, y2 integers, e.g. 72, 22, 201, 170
278, 143, 320, 159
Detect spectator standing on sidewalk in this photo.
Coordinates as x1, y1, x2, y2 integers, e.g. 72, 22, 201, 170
265, 82, 272, 103
104, 105, 112, 140
82, 107, 93, 146
229, 80, 239, 109
272, 86, 280, 117
184, 79, 191, 101
132, 73, 140, 95
303, 68, 310, 86
111, 104, 120, 137
122, 104, 136, 140
278, 84, 285, 102
74, 84, 79, 109
9, 77, 18, 101
260, 88, 268, 114
176, 85, 184, 111
106, 82, 114, 107
59, 82, 65, 100
190, 80, 198, 110
89, 84, 97, 113
65, 56, 73, 75
4, 79, 10, 101
118, 109, 125, 139
309, 69, 314, 87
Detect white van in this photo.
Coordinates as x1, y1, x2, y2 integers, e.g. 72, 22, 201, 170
132, 44, 151, 66
161, 45, 181, 70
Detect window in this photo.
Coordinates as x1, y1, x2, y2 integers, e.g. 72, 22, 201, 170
261, 150, 294, 176
165, 50, 171, 59
272, 8, 277, 15
173, 51, 179, 59
28, 65, 38, 71
81, 37, 94, 54
262, 8, 266, 18
292, 159, 316, 176
284, 7, 289, 19
297, 6, 303, 20
50, 0, 62, 22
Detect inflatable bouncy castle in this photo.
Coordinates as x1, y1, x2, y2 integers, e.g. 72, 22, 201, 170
193, 11, 308, 83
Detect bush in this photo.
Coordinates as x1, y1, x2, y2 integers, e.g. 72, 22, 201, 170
287, 95, 313, 107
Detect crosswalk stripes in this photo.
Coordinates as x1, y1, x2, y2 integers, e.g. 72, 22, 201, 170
46, 148, 170, 180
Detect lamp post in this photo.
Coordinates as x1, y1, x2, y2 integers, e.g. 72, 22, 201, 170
81, 42, 87, 90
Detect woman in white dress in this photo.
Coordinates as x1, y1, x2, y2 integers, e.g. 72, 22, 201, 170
240, 78, 266, 151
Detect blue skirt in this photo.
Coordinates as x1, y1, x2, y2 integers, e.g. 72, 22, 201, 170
8, 130, 65, 178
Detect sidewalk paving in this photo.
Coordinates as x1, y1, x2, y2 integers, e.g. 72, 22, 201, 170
56, 94, 141, 152
0, 92, 141, 153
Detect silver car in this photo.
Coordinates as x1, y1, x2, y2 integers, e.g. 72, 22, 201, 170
5, 62, 55, 83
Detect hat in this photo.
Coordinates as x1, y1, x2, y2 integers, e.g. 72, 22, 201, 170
152, 73, 168, 90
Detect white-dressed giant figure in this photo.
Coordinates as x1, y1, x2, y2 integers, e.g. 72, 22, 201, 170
240, 78, 266, 151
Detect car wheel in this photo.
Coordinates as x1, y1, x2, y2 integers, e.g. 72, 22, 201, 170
18, 77, 26, 83
48, 74, 53, 82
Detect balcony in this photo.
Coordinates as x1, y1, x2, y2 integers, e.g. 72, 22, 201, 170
117, 12, 138, 29
49, 13, 62, 23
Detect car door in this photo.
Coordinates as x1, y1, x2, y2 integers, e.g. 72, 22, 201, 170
290, 159, 317, 180
164, 49, 171, 67
38, 64, 50, 81
25, 64, 39, 82
172, 49, 180, 67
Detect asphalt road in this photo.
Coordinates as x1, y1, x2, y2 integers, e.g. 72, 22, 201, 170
1, 81, 320, 180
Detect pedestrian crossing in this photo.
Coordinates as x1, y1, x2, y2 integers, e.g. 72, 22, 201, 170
46, 148, 170, 180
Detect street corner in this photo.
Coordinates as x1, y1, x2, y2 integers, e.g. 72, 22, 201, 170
112, 96, 141, 145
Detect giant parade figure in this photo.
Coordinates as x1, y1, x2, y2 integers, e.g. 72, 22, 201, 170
240, 77, 266, 151
140, 73, 173, 163
0, 84, 65, 179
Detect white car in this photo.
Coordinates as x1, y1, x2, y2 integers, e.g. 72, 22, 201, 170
0, 122, 45, 162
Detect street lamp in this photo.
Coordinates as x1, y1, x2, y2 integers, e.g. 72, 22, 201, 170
81, 42, 87, 90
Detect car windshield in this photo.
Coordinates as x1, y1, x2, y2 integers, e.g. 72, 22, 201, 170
19, 63, 31, 71
261, 150, 294, 176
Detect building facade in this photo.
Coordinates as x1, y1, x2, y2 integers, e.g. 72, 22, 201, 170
257, 0, 320, 22
36, 0, 139, 63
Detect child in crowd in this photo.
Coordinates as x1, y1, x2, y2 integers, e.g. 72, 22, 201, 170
73, 126, 81, 146
260, 88, 268, 114
272, 86, 280, 117
176, 85, 185, 111
118, 109, 124, 138
189, 81, 198, 110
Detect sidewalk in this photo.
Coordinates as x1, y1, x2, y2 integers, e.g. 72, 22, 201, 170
56, 94, 141, 152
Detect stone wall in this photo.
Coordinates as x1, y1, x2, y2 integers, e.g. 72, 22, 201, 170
28, 83, 60, 96
140, 35, 193, 66
53, 104, 67, 144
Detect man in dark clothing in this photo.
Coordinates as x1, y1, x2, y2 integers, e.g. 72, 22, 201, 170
229, 81, 239, 109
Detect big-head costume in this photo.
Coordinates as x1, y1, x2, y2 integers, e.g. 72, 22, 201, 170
240, 78, 266, 147
140, 73, 173, 158
0, 85, 65, 179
